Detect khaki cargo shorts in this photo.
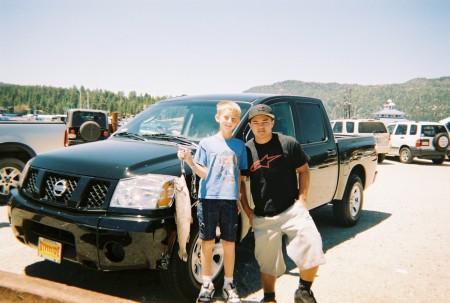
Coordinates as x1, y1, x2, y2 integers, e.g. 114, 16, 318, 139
253, 202, 326, 277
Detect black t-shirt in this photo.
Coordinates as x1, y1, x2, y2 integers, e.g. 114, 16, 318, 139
244, 134, 310, 216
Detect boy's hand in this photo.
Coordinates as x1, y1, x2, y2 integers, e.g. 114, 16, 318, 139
177, 147, 192, 164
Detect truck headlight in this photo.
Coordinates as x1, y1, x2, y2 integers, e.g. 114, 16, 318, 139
110, 174, 175, 209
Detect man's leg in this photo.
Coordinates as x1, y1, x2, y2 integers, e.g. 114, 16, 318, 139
261, 272, 277, 302
300, 265, 318, 283
295, 266, 319, 303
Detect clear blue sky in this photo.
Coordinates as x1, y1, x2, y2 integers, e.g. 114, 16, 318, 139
1, 0, 449, 96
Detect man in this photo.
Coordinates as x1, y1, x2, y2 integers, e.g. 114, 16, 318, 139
240, 104, 325, 303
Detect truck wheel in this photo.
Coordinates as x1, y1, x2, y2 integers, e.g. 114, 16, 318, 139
0, 158, 25, 204
432, 133, 449, 152
377, 153, 386, 163
159, 224, 224, 302
333, 174, 363, 227
399, 147, 413, 164
80, 121, 101, 142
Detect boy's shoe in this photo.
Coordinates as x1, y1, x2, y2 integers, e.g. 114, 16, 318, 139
222, 282, 241, 303
294, 288, 317, 303
197, 283, 215, 303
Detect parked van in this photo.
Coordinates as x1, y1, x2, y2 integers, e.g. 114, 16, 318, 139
331, 119, 390, 163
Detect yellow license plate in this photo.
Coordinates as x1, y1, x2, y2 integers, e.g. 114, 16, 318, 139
38, 237, 62, 263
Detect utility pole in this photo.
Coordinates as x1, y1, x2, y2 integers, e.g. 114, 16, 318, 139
343, 88, 353, 119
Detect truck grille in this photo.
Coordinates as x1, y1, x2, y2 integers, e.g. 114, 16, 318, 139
80, 181, 110, 209
22, 168, 113, 211
43, 173, 79, 206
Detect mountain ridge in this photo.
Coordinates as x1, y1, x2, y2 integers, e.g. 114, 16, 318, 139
245, 76, 450, 121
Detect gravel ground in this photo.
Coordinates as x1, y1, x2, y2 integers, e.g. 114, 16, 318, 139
0, 157, 449, 303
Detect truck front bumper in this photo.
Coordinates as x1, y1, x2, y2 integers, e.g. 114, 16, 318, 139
8, 189, 172, 271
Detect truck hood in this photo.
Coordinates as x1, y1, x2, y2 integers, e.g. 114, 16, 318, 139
31, 138, 186, 179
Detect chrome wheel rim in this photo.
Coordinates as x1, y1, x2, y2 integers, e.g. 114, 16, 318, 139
349, 184, 362, 218
0, 166, 21, 196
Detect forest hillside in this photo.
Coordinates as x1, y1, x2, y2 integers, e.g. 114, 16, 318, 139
1, 77, 449, 121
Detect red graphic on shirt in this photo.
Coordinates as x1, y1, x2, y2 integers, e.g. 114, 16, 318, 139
250, 154, 282, 172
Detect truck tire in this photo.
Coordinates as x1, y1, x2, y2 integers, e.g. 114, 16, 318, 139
80, 121, 101, 142
399, 147, 413, 164
432, 133, 449, 152
333, 174, 363, 227
159, 224, 224, 302
0, 158, 25, 204
377, 153, 386, 163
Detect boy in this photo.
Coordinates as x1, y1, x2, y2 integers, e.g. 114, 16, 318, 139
178, 100, 247, 303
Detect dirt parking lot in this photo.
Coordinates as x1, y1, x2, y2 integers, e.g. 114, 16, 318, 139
0, 157, 449, 303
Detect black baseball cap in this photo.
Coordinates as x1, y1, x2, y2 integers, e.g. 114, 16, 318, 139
248, 104, 275, 120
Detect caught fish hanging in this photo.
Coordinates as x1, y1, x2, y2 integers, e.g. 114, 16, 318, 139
174, 160, 193, 262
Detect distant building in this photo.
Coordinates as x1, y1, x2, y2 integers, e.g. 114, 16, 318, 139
374, 99, 409, 125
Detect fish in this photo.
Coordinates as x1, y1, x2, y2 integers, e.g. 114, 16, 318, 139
174, 175, 193, 262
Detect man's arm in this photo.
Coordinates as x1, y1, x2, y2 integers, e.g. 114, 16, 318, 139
296, 163, 310, 208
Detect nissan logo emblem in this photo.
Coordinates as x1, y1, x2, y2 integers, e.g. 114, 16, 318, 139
53, 180, 68, 197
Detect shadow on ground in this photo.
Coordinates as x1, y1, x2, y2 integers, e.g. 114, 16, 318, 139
384, 156, 448, 166
24, 205, 390, 302
234, 205, 391, 297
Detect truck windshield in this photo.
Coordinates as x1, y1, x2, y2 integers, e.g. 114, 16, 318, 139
117, 100, 251, 142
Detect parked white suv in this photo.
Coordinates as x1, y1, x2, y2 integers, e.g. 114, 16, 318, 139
331, 119, 390, 163
387, 121, 449, 164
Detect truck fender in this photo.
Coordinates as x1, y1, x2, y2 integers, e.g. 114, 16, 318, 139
0, 142, 37, 163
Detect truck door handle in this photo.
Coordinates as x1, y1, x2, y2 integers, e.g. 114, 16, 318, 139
327, 149, 337, 156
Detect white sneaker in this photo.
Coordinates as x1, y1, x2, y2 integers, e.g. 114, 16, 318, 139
197, 282, 215, 303
222, 282, 241, 303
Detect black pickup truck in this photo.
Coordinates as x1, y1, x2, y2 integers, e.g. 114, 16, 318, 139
8, 94, 377, 301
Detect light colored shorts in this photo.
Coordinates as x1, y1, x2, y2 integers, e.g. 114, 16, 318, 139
253, 202, 326, 277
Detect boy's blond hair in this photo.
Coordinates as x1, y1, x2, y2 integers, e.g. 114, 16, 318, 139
216, 100, 242, 118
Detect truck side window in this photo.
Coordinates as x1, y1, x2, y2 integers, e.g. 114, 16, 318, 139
421, 125, 436, 137
271, 102, 295, 137
346, 122, 355, 133
295, 103, 327, 144
410, 124, 417, 135
333, 122, 343, 133
72, 112, 83, 126
395, 125, 407, 135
